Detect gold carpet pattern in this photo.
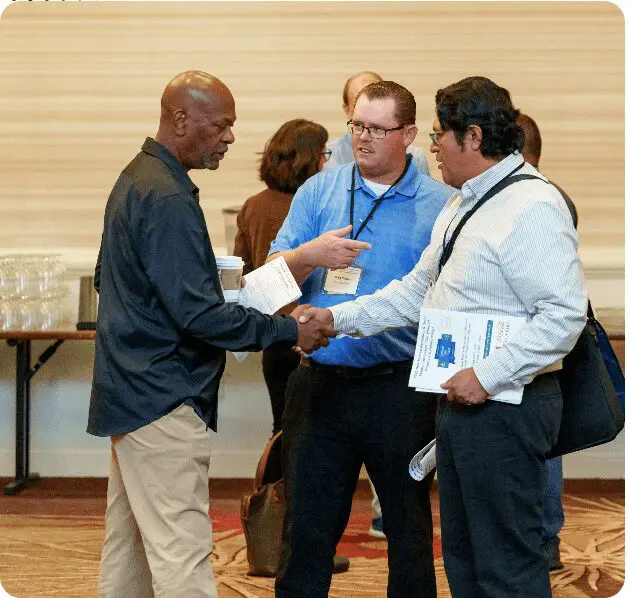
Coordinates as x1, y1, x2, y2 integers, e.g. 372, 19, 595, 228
0, 494, 624, 597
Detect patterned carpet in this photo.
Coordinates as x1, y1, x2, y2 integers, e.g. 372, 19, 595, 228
0, 492, 623, 597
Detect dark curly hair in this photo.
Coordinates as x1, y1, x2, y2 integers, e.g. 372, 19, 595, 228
435, 76, 524, 158
259, 119, 328, 194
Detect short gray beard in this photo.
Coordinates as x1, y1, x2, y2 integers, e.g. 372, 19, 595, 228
201, 154, 217, 169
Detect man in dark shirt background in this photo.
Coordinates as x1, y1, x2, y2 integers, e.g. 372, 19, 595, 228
88, 70, 335, 598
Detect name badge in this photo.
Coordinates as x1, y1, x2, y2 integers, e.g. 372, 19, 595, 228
323, 267, 362, 295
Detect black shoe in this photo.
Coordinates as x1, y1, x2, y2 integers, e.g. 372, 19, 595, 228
332, 555, 350, 574
543, 536, 563, 571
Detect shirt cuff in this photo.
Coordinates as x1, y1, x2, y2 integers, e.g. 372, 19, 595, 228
329, 303, 355, 336
473, 358, 512, 397
275, 314, 298, 345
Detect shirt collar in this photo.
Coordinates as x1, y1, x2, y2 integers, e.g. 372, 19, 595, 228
346, 155, 419, 199
460, 151, 525, 204
141, 137, 200, 200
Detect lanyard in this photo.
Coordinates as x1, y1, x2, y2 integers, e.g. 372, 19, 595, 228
349, 154, 412, 241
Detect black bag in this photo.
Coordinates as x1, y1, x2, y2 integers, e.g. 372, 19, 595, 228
548, 306, 625, 458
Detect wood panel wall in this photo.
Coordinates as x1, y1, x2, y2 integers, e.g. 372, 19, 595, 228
0, 2, 623, 264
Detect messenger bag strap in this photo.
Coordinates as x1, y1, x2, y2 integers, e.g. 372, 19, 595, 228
438, 172, 545, 275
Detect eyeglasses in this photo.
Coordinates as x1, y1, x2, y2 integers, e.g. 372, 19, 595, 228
347, 120, 406, 140
321, 149, 332, 161
429, 131, 444, 145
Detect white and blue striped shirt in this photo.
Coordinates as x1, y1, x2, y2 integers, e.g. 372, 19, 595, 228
330, 151, 588, 396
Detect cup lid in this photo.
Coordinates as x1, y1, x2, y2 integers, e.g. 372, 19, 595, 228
216, 256, 244, 267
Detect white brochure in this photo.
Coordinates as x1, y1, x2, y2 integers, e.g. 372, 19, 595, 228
238, 256, 301, 314
409, 438, 436, 481
409, 308, 526, 404
231, 257, 302, 362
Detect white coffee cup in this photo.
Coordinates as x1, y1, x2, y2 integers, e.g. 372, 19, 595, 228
216, 256, 244, 302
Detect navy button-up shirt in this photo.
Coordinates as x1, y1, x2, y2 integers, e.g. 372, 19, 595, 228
88, 138, 297, 437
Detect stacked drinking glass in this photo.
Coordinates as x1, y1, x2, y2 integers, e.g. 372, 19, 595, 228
0, 255, 68, 330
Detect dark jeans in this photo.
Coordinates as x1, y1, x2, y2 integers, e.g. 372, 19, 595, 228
542, 457, 564, 541
275, 362, 437, 598
436, 373, 563, 598
262, 345, 300, 435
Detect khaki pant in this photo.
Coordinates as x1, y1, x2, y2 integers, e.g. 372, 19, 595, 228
98, 403, 218, 598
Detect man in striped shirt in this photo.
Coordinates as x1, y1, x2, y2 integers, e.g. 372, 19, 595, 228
300, 77, 587, 597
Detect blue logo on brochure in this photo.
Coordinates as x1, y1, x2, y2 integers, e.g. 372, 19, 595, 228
435, 334, 456, 368
484, 321, 493, 357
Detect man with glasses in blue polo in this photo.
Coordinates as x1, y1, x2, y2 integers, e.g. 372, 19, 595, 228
325, 70, 433, 542
268, 81, 452, 598
326, 70, 430, 178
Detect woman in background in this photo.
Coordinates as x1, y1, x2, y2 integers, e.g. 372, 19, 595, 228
234, 118, 330, 436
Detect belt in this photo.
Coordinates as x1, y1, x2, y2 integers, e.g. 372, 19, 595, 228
299, 355, 412, 379
300, 357, 561, 380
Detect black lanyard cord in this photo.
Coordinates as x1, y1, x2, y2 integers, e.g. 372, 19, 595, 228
350, 154, 412, 241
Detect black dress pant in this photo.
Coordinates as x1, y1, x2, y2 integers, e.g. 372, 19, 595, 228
436, 372, 563, 598
275, 361, 437, 598
262, 344, 300, 435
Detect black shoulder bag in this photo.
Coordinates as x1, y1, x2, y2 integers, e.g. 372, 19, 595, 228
550, 301, 625, 457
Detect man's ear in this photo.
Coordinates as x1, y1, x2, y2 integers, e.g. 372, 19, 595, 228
403, 125, 418, 147
466, 124, 483, 151
172, 108, 187, 137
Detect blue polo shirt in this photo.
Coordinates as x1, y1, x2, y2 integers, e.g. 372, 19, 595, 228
270, 160, 453, 367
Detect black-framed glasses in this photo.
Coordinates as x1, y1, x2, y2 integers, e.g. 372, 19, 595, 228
321, 149, 332, 161
347, 120, 406, 140
429, 131, 444, 145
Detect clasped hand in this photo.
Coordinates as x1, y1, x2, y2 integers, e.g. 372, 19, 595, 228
289, 304, 335, 355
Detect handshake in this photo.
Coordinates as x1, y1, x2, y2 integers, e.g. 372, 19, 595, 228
288, 304, 336, 354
